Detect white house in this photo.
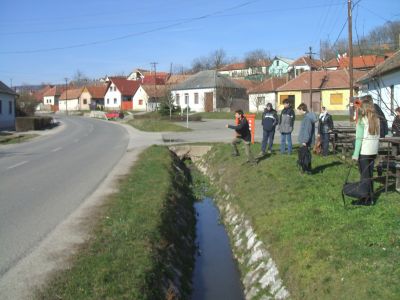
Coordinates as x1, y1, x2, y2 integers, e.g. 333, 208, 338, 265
171, 70, 247, 112
0, 81, 17, 130
357, 50, 400, 127
132, 84, 166, 111
43, 86, 63, 107
287, 56, 322, 80
248, 77, 287, 112
104, 77, 140, 110
59, 88, 83, 111
218, 60, 271, 80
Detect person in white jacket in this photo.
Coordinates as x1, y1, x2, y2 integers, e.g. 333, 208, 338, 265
352, 96, 380, 205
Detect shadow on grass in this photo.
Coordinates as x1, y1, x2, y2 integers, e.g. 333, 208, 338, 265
311, 161, 343, 174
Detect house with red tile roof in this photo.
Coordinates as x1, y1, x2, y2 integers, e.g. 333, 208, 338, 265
323, 55, 388, 71
59, 87, 84, 111
357, 49, 400, 126
132, 84, 167, 111
248, 77, 287, 112
43, 86, 65, 107
104, 77, 140, 110
287, 56, 323, 80
81, 85, 107, 110
276, 69, 366, 113
218, 60, 271, 80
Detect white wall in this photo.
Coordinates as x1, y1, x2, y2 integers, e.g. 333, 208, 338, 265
0, 93, 15, 130
43, 96, 56, 105
249, 92, 276, 112
104, 83, 122, 109
59, 99, 80, 111
359, 71, 400, 127
171, 88, 215, 112
132, 86, 149, 111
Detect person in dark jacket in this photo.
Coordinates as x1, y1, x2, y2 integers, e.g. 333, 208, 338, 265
318, 106, 334, 156
297, 103, 317, 174
259, 103, 278, 156
391, 107, 400, 137
373, 103, 388, 138
279, 99, 295, 154
226, 109, 256, 164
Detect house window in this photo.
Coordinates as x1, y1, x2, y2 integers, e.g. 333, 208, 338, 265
9, 101, 12, 114
390, 85, 394, 115
139, 99, 143, 105
107, 98, 109, 104
194, 93, 199, 104
176, 94, 180, 105
83, 99, 87, 105
114, 98, 117, 104
114, 86, 117, 91
0, 100, 2, 114
276, 61, 280, 66
184, 93, 189, 105
257, 96, 266, 106
330, 93, 343, 105
109, 86, 112, 92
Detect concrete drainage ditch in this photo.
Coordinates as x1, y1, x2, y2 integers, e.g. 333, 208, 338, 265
169, 145, 290, 300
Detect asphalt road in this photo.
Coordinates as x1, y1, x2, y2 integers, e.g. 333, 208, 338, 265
0, 116, 129, 277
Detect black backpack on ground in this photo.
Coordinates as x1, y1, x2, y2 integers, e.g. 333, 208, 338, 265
341, 164, 373, 207
297, 146, 312, 173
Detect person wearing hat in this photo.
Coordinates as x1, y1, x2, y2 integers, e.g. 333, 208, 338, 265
259, 102, 278, 156
318, 106, 334, 156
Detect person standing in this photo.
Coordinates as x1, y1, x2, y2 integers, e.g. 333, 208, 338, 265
352, 96, 380, 205
392, 107, 400, 137
318, 106, 334, 156
279, 99, 295, 154
259, 103, 278, 156
297, 103, 317, 173
226, 109, 256, 165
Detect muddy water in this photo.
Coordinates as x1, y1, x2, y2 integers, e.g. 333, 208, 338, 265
191, 197, 244, 300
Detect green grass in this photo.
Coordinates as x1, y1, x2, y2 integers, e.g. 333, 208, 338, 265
0, 133, 38, 144
203, 143, 400, 299
37, 146, 195, 300
128, 119, 192, 132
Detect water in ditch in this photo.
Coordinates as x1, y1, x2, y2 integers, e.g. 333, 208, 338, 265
191, 197, 245, 300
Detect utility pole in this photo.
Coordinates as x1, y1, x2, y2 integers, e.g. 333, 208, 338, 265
306, 46, 316, 111
348, 0, 354, 121
150, 62, 158, 111
64, 78, 68, 115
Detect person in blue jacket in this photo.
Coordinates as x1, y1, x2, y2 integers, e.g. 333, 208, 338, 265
259, 103, 278, 156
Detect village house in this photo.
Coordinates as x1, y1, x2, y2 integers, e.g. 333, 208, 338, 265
248, 77, 287, 112
323, 54, 388, 71
104, 77, 140, 110
171, 70, 247, 112
42, 86, 64, 111
0, 81, 17, 130
132, 84, 166, 111
218, 60, 271, 80
357, 49, 400, 126
268, 56, 294, 77
59, 87, 84, 111
276, 69, 366, 113
86, 85, 107, 110
287, 56, 323, 80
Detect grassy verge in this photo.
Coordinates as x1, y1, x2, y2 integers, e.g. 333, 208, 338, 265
0, 133, 38, 144
37, 146, 196, 300
202, 143, 399, 299
128, 119, 192, 132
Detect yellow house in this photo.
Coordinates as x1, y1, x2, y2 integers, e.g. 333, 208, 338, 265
276, 69, 366, 113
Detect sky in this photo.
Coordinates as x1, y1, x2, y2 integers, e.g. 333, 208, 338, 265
0, 0, 399, 86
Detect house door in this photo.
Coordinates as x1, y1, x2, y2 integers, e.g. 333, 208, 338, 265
204, 92, 213, 112
301, 91, 321, 112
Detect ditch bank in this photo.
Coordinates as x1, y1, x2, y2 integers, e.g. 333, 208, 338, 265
171, 145, 290, 300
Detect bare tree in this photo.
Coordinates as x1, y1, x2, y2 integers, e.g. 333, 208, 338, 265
210, 48, 227, 70
190, 48, 229, 72
16, 91, 37, 116
244, 49, 270, 68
